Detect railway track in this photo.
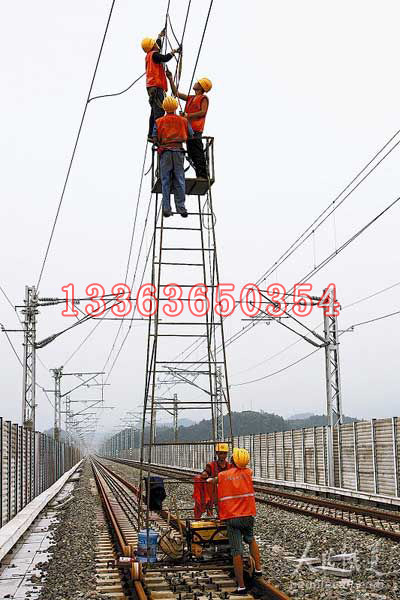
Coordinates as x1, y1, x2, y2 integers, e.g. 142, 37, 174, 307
109, 458, 400, 542
91, 457, 290, 600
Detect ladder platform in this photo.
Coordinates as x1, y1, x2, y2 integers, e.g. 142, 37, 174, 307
152, 177, 215, 196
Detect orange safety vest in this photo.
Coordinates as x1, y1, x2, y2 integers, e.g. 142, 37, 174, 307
217, 467, 256, 521
193, 475, 212, 519
185, 94, 209, 133
145, 51, 168, 91
156, 114, 189, 147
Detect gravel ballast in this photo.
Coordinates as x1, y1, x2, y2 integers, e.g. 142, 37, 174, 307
36, 459, 112, 600
102, 458, 400, 600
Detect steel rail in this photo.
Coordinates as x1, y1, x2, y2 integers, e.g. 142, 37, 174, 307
109, 458, 400, 542
91, 458, 148, 599
95, 457, 291, 600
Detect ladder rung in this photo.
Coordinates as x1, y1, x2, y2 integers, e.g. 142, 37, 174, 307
154, 262, 204, 266
150, 334, 208, 337
161, 247, 214, 251
186, 212, 214, 216
156, 360, 225, 364
157, 226, 201, 230
157, 322, 211, 325
151, 370, 210, 374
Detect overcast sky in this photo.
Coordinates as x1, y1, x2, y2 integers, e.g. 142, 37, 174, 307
1, 1, 400, 443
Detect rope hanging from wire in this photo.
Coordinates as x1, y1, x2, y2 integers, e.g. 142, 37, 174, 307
36, 0, 117, 291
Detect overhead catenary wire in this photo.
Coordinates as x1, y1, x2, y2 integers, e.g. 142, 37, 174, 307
160, 193, 400, 394
161, 128, 400, 375
36, 0, 117, 291
255, 128, 400, 288
231, 306, 400, 388
234, 278, 400, 378
0, 284, 23, 325
0, 324, 54, 408
186, 0, 214, 97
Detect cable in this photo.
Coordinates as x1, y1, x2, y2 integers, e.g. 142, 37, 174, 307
36, 0, 117, 291
186, 0, 214, 97
234, 278, 400, 378
103, 196, 158, 380
255, 129, 400, 288
88, 72, 145, 103
0, 284, 22, 325
231, 348, 320, 387
161, 193, 400, 393
342, 280, 400, 310
231, 305, 400, 388
0, 325, 54, 408
346, 308, 400, 330
156, 131, 400, 384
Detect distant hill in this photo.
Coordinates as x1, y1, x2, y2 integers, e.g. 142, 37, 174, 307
126, 410, 357, 447
287, 412, 315, 420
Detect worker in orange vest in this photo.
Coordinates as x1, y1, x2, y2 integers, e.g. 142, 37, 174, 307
141, 31, 181, 140
200, 442, 230, 515
166, 71, 212, 179
153, 96, 193, 218
207, 448, 263, 595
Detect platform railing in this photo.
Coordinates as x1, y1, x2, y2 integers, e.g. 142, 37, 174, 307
151, 136, 215, 193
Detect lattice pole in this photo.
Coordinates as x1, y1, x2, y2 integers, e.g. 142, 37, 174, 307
52, 367, 63, 442
323, 289, 343, 487
21, 285, 38, 430
215, 367, 225, 441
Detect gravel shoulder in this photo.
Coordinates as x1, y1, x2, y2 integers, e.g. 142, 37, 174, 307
37, 459, 111, 600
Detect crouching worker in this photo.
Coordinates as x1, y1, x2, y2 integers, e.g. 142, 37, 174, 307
208, 448, 263, 595
153, 96, 193, 218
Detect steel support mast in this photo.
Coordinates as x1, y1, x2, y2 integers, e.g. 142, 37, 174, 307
52, 367, 63, 441
215, 367, 225, 441
323, 288, 343, 486
21, 285, 39, 430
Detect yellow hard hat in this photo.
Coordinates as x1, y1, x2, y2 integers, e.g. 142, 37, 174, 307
162, 96, 179, 112
232, 447, 250, 468
198, 77, 212, 92
215, 442, 229, 453
141, 37, 156, 53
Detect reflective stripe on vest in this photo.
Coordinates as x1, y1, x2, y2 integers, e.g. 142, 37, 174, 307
219, 492, 255, 502
186, 94, 208, 132
146, 51, 168, 91
156, 114, 189, 146
217, 467, 256, 521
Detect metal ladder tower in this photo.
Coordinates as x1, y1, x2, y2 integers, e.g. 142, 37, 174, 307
323, 288, 343, 487
139, 139, 233, 524
21, 285, 39, 430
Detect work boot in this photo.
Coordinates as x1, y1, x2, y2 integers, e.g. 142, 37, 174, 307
177, 208, 188, 218
163, 209, 172, 218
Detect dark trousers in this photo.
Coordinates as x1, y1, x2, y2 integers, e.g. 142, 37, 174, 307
147, 87, 165, 137
187, 131, 207, 178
